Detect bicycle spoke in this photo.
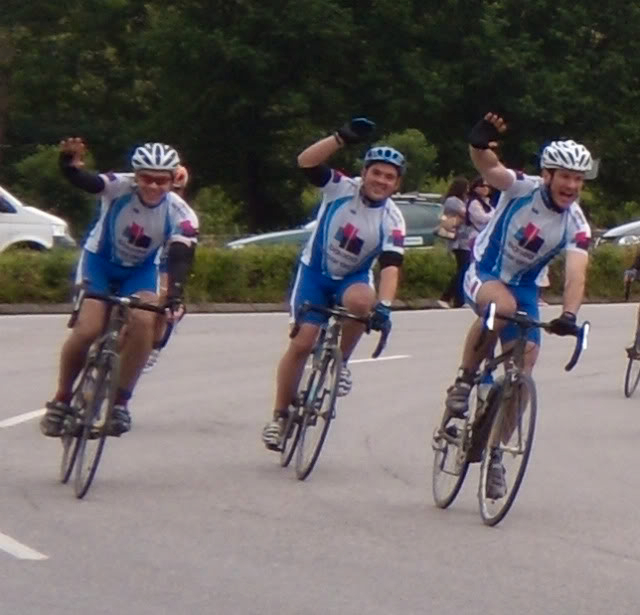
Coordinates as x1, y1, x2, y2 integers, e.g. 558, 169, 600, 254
478, 375, 537, 526
74, 355, 118, 499
624, 357, 640, 398
295, 350, 341, 480
432, 416, 469, 509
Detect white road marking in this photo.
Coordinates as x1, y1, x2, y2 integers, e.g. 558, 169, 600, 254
0, 532, 48, 560
0, 408, 45, 429
0, 358, 411, 430
350, 354, 411, 364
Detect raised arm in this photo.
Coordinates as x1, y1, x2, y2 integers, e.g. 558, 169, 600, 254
468, 113, 514, 192
59, 137, 104, 194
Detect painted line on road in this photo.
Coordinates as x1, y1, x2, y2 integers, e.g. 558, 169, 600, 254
0, 532, 48, 560
350, 354, 411, 364
0, 408, 45, 429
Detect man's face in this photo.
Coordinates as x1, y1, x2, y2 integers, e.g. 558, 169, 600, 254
361, 163, 401, 201
543, 168, 585, 209
135, 170, 174, 206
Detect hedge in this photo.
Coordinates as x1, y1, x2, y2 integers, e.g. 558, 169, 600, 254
0, 244, 635, 304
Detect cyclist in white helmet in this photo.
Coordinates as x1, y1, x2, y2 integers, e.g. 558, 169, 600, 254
41, 138, 199, 438
261, 117, 407, 451
441, 112, 593, 498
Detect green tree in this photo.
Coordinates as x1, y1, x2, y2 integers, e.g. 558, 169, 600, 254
13, 145, 96, 234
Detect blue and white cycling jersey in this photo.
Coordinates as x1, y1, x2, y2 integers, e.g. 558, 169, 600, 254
472, 171, 591, 286
83, 173, 199, 267
300, 170, 406, 279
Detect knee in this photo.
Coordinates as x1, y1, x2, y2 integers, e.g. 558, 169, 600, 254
129, 310, 155, 332
343, 295, 375, 317
71, 321, 102, 346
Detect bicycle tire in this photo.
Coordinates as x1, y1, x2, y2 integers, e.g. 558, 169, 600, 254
295, 348, 342, 480
74, 353, 119, 499
624, 356, 640, 398
59, 361, 97, 484
432, 419, 469, 509
478, 373, 537, 526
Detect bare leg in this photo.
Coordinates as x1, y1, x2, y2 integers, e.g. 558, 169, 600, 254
54, 299, 107, 401
340, 283, 376, 360
273, 323, 320, 416
117, 291, 157, 395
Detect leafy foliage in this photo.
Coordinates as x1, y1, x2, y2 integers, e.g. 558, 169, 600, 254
3, 0, 640, 235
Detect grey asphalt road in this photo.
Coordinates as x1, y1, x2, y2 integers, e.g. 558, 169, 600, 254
1, 305, 639, 615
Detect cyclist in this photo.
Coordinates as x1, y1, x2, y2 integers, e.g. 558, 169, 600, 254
443, 112, 592, 498
261, 117, 407, 450
144, 163, 192, 373
41, 139, 199, 437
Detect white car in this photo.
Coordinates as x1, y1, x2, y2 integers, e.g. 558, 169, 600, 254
0, 185, 75, 252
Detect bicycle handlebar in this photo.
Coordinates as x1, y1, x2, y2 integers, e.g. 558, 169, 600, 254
83, 291, 166, 314
483, 302, 590, 372
290, 302, 389, 358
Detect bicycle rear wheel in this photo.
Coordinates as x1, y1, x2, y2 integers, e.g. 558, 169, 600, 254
432, 414, 469, 509
295, 348, 341, 480
478, 373, 537, 526
74, 353, 119, 499
280, 364, 317, 467
59, 362, 97, 484
624, 356, 640, 398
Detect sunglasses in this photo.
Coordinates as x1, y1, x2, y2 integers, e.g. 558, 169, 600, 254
137, 172, 173, 187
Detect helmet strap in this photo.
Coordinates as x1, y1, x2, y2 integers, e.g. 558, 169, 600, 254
540, 175, 565, 213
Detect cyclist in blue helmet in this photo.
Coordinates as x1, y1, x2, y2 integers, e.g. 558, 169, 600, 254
262, 118, 408, 451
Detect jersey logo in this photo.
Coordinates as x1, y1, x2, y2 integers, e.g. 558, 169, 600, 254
515, 223, 544, 253
124, 223, 152, 248
574, 231, 590, 251
391, 229, 405, 247
335, 223, 363, 255
179, 220, 199, 238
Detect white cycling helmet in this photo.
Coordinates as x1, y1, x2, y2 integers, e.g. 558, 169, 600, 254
541, 140, 592, 173
131, 143, 180, 172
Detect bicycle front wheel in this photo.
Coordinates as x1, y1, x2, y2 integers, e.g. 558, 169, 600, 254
624, 356, 640, 398
74, 353, 119, 499
478, 373, 537, 526
295, 348, 341, 480
59, 362, 97, 484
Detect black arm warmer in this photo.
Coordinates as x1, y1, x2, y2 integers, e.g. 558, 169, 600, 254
166, 241, 196, 299
379, 251, 404, 269
301, 164, 332, 188
59, 152, 105, 194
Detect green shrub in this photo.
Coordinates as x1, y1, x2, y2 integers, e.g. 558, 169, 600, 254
0, 243, 634, 304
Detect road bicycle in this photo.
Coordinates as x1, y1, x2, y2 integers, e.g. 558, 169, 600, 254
59, 288, 167, 498
279, 302, 389, 481
623, 275, 640, 397
432, 302, 589, 526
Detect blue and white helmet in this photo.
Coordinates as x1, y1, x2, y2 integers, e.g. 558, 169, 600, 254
131, 143, 180, 172
541, 140, 592, 173
364, 146, 406, 175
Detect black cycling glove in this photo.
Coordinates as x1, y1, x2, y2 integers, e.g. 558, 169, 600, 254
469, 118, 501, 150
548, 311, 578, 337
336, 117, 376, 145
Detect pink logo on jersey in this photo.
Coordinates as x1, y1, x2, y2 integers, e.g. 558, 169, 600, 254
574, 231, 590, 251
515, 223, 544, 253
124, 223, 151, 248
391, 229, 405, 247
335, 223, 363, 255
179, 220, 198, 238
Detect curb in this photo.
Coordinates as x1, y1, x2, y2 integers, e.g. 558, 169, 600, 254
0, 299, 446, 315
